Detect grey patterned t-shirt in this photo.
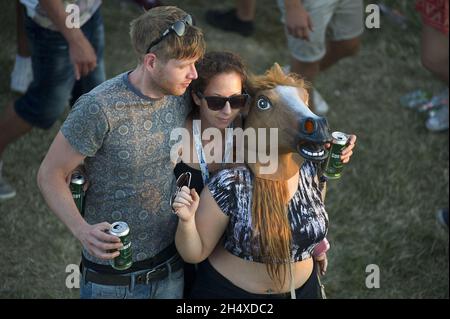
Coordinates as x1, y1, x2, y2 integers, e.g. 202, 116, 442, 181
61, 72, 189, 265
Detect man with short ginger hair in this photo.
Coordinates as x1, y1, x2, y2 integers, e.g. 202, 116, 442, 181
38, 6, 205, 299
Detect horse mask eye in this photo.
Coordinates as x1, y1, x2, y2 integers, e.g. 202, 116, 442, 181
256, 96, 272, 110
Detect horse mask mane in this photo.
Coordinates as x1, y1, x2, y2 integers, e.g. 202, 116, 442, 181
243, 63, 331, 181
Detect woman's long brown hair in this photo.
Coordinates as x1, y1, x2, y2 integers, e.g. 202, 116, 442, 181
252, 177, 291, 291
247, 64, 309, 290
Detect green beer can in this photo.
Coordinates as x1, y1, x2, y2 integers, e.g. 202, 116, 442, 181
70, 172, 85, 215
109, 221, 132, 270
323, 131, 348, 180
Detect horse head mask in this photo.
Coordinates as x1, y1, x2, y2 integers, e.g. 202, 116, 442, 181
243, 63, 331, 181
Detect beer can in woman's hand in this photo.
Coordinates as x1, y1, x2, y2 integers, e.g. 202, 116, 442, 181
323, 132, 348, 180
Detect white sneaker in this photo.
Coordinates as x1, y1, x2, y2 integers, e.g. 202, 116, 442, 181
426, 105, 449, 132
313, 89, 329, 115
0, 161, 16, 200
10, 55, 33, 94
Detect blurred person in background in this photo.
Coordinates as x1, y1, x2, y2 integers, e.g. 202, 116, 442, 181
205, 0, 256, 37
10, 0, 33, 95
0, 0, 105, 200
416, 0, 449, 132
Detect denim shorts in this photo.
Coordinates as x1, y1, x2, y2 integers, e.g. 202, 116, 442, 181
80, 263, 184, 299
277, 0, 364, 62
14, 9, 105, 129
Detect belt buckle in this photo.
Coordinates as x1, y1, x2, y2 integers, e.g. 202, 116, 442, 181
145, 267, 160, 284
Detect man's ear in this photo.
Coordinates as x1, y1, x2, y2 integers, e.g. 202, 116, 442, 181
192, 90, 201, 106
143, 53, 157, 71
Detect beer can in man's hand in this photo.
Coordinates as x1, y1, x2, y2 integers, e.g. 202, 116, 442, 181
108, 221, 133, 270
70, 172, 85, 215
323, 132, 349, 180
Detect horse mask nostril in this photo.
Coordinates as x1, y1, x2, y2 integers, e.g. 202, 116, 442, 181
303, 118, 315, 134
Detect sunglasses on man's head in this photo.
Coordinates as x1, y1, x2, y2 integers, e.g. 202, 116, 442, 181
196, 92, 250, 111
146, 15, 193, 53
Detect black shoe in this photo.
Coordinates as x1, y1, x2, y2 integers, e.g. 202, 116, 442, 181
205, 9, 254, 37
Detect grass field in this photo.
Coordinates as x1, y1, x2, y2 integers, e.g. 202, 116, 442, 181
0, 0, 448, 298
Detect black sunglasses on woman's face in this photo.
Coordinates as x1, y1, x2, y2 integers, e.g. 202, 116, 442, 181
146, 15, 193, 53
196, 92, 250, 111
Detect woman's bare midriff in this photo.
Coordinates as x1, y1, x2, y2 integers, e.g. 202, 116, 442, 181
208, 245, 313, 294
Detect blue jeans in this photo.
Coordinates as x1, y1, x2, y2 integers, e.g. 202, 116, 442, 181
80, 267, 184, 299
15, 8, 105, 129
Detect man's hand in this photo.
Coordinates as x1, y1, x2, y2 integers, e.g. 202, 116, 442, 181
69, 34, 97, 80
285, 2, 313, 40
76, 222, 123, 260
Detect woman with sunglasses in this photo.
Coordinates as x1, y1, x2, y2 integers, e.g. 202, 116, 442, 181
172, 63, 357, 299
174, 50, 249, 197
173, 51, 249, 297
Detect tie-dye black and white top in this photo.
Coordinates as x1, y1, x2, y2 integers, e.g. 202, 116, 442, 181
207, 161, 328, 263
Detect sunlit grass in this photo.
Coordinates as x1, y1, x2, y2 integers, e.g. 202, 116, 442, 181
0, 0, 447, 298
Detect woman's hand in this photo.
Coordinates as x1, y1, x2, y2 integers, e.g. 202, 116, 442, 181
324, 134, 357, 164
315, 253, 328, 276
172, 186, 199, 222
341, 134, 357, 164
